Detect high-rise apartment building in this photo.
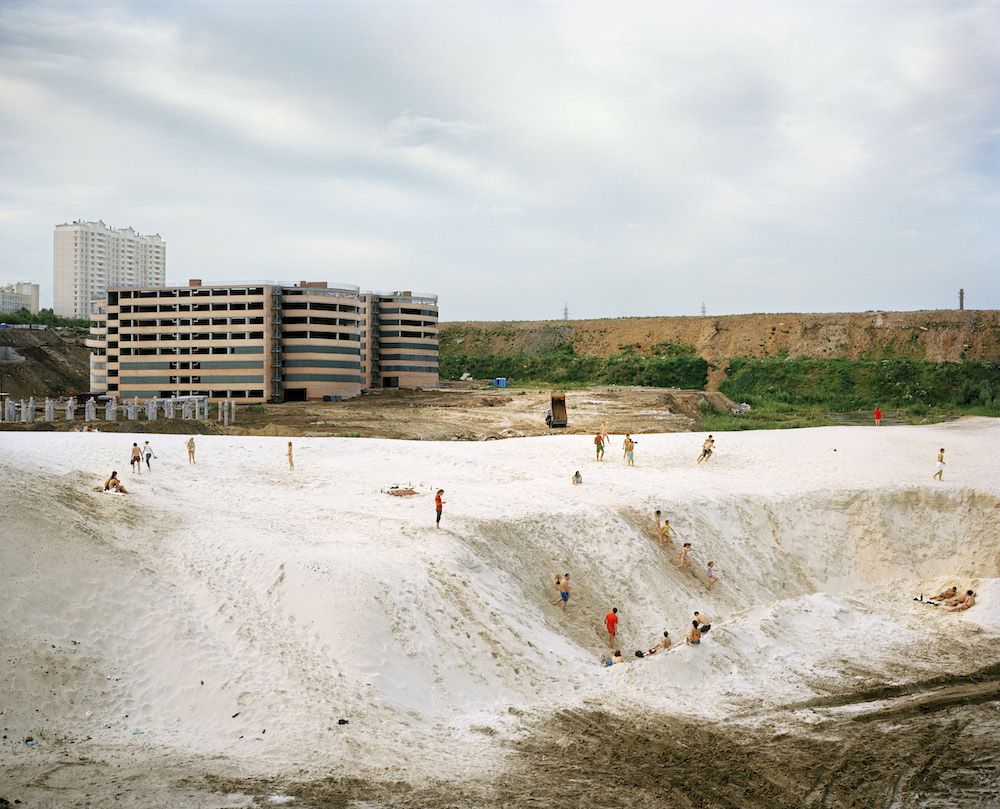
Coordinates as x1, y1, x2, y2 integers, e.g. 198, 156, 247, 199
54, 220, 166, 319
0, 283, 40, 315
87, 280, 438, 402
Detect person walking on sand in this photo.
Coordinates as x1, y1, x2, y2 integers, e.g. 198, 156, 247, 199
686, 620, 702, 645
605, 607, 619, 648
706, 561, 719, 590
623, 435, 635, 466
558, 573, 570, 611
143, 441, 156, 470
874, 407, 882, 426
287, 441, 294, 471
697, 435, 715, 464
933, 448, 945, 481
130, 442, 143, 474
435, 489, 445, 528
594, 432, 605, 461
187, 437, 196, 464
679, 543, 692, 570
660, 519, 673, 548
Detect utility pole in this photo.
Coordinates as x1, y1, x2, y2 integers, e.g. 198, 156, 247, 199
959, 289, 964, 310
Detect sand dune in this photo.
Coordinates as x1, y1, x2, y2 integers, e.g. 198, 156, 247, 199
1, 418, 998, 806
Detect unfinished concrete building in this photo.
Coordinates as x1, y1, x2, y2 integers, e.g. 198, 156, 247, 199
87, 280, 438, 402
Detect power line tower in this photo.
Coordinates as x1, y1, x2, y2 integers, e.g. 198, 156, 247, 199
563, 303, 569, 320
701, 301, 706, 317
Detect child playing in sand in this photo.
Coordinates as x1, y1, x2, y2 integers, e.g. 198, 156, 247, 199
572, 471, 583, 485
706, 561, 719, 590
679, 543, 692, 569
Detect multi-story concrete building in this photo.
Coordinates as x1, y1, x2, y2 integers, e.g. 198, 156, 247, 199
0, 283, 40, 315
87, 280, 438, 402
54, 220, 166, 319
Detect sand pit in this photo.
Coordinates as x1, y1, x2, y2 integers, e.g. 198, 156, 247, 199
1, 418, 999, 807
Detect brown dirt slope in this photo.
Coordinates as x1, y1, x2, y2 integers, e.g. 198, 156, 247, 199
442, 309, 1000, 388
0, 328, 91, 399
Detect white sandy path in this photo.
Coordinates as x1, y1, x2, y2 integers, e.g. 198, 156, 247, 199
1, 417, 998, 785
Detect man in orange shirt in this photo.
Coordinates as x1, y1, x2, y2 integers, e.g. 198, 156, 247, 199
435, 489, 445, 528
605, 608, 619, 648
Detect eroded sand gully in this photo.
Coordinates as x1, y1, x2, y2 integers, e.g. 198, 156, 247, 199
1, 419, 999, 807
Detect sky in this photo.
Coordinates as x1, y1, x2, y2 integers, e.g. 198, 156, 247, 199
0, 1, 998, 322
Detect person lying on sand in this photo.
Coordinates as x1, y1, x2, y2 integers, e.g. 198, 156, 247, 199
103, 471, 128, 494
931, 586, 957, 602
946, 591, 976, 610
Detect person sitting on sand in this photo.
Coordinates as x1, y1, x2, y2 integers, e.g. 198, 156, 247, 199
572, 471, 583, 485
930, 586, 957, 602
652, 631, 671, 652
686, 621, 702, 645
104, 471, 128, 494
611, 650, 625, 664
946, 590, 976, 610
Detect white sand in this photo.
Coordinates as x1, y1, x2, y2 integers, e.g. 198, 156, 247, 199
1, 418, 998, 792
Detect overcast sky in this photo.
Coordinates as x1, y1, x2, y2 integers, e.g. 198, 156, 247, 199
1, 1, 997, 322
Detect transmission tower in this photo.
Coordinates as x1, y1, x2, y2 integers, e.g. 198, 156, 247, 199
563, 303, 569, 320
701, 301, 706, 317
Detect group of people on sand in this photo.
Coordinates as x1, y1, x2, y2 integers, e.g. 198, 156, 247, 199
655, 510, 720, 591
591, 423, 715, 467
920, 586, 977, 612
96, 437, 196, 493
603, 610, 713, 665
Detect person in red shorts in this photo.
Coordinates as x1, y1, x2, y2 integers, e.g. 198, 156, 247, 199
874, 407, 882, 426
605, 608, 619, 648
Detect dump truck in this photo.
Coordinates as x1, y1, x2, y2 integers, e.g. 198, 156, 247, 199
545, 392, 568, 428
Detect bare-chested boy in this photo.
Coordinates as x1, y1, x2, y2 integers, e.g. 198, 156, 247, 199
130, 443, 142, 474
558, 573, 570, 611
679, 543, 692, 569
697, 435, 715, 464
933, 448, 945, 481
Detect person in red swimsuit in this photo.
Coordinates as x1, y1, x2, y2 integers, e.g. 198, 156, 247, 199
874, 408, 882, 426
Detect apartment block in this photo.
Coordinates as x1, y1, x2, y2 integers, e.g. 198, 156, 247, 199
0, 283, 40, 315
87, 280, 438, 402
54, 220, 166, 319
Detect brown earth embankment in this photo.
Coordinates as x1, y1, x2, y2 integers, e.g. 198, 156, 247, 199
0, 328, 90, 399
441, 309, 1000, 388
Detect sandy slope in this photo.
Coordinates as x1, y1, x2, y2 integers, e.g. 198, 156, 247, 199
1, 418, 998, 807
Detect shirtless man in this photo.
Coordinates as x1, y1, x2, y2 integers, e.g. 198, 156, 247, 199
623, 435, 635, 466
558, 573, 570, 612
697, 435, 715, 464
933, 448, 945, 481
930, 586, 957, 602
694, 611, 711, 634
679, 543, 692, 570
594, 432, 605, 461
130, 442, 143, 474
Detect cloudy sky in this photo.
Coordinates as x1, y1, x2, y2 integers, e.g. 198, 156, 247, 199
1, 1, 997, 322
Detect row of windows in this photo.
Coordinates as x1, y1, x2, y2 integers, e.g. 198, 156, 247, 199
118, 317, 265, 327
117, 346, 264, 357
118, 302, 264, 313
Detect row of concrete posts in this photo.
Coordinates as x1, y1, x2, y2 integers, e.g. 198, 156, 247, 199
0, 396, 238, 425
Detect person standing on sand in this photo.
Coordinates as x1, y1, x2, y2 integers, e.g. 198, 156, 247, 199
623, 435, 635, 466
874, 407, 882, 426
130, 442, 143, 474
594, 432, 605, 461
679, 543, 692, 570
287, 441, 294, 471
654, 510, 662, 540
599, 421, 610, 447
187, 437, 196, 464
605, 607, 619, 648
435, 489, 445, 528
558, 573, 570, 611
933, 448, 945, 481
143, 441, 156, 470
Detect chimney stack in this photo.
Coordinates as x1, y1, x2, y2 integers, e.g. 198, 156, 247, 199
959, 288, 964, 310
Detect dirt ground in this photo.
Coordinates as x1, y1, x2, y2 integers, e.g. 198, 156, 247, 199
2, 383, 735, 439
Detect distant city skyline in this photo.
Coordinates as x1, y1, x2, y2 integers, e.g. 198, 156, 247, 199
1, 1, 997, 321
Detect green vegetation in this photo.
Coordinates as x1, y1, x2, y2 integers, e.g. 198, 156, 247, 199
720, 357, 1000, 414
440, 341, 709, 389
0, 308, 90, 334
